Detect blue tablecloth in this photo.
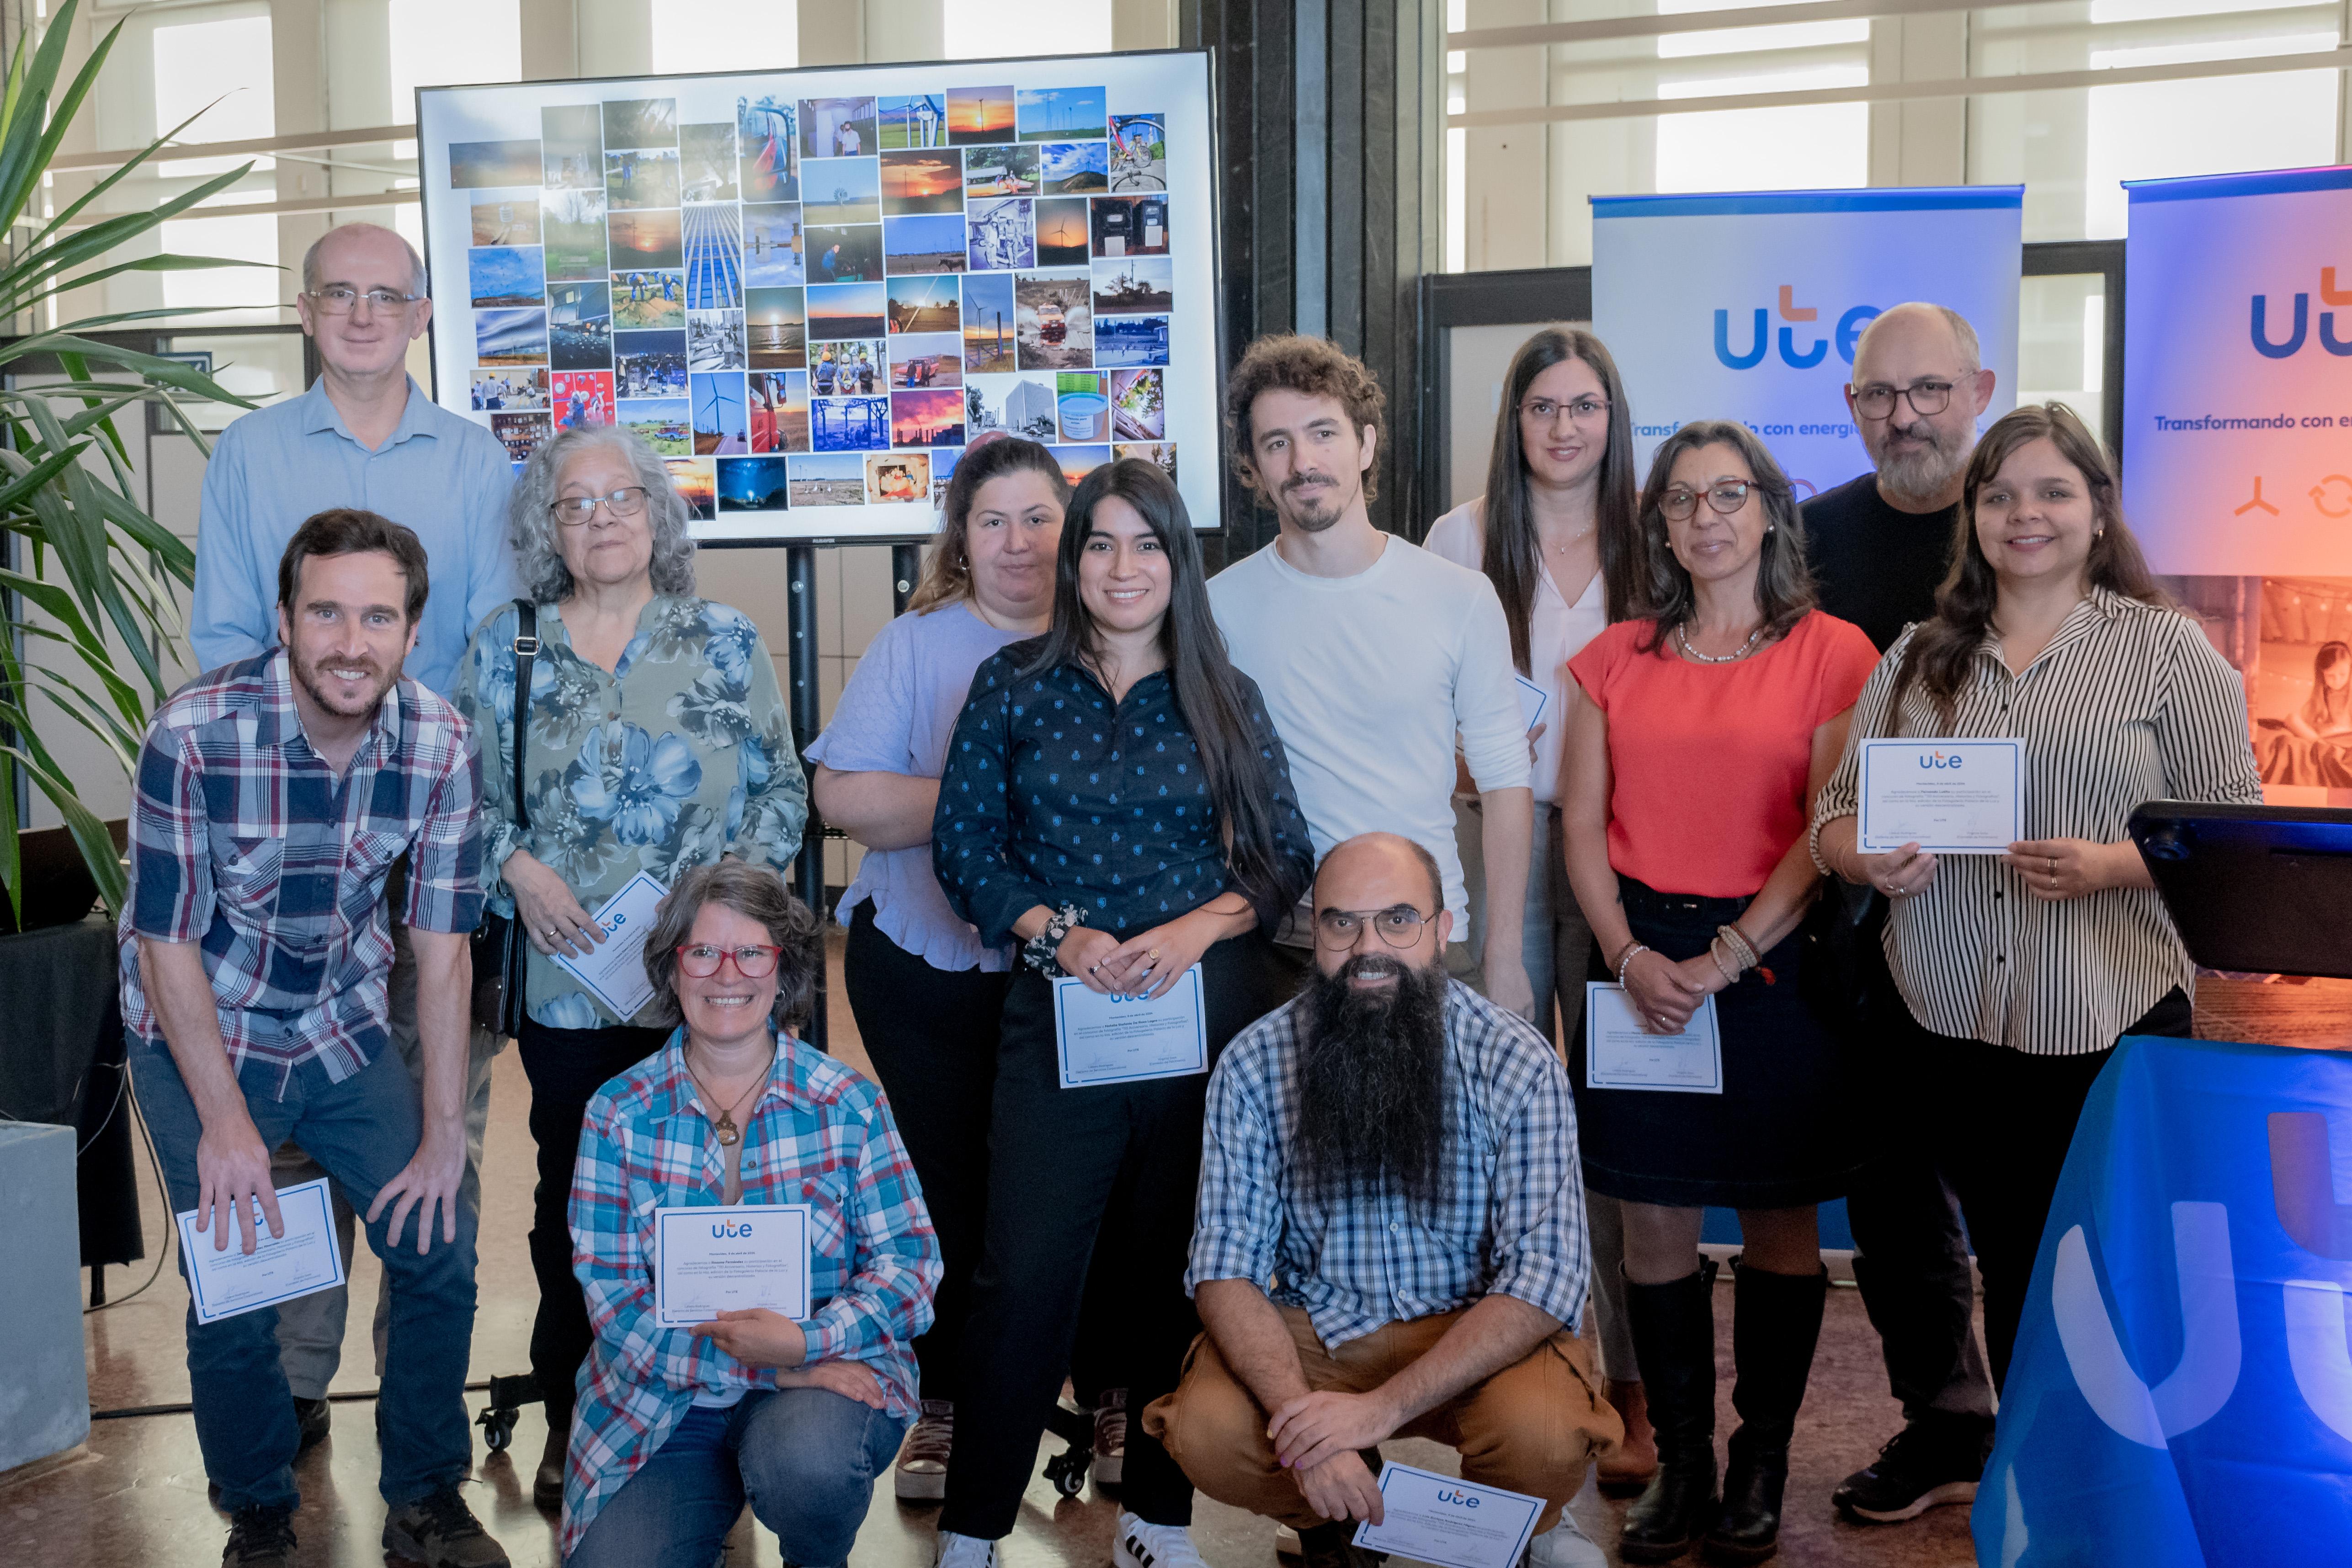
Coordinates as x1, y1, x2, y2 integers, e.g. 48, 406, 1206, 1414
1977, 1034, 2352, 1565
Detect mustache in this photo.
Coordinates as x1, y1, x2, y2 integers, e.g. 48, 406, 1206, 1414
1339, 953, 1408, 981
1283, 471, 1335, 493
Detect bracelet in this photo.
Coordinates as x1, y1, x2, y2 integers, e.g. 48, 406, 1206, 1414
1806, 816, 1839, 880
1615, 942, 1650, 985
1021, 904, 1085, 976
1715, 923, 1759, 972
1707, 939, 1743, 987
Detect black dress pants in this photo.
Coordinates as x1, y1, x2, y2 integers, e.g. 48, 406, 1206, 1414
516, 1015, 672, 1425
1912, 986, 2192, 1392
940, 935, 1292, 1538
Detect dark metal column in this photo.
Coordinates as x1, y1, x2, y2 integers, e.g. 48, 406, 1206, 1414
785, 544, 827, 1051
892, 542, 922, 616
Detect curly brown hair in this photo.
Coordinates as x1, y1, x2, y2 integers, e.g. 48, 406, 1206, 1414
1224, 334, 1388, 502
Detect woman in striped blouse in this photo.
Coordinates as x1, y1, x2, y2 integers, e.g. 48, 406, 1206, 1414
1810, 402, 2260, 1391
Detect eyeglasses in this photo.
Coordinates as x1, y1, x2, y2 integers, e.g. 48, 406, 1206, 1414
306, 285, 423, 315
1521, 395, 1610, 427
1851, 379, 1956, 420
551, 487, 649, 526
675, 943, 781, 978
1314, 904, 1432, 950
1659, 481, 1761, 521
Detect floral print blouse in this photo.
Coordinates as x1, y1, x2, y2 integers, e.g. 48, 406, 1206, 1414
457, 595, 808, 1030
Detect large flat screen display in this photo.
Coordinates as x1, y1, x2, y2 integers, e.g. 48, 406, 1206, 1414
417, 50, 1216, 542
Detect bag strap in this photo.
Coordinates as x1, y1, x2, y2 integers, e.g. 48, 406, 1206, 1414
510, 599, 537, 832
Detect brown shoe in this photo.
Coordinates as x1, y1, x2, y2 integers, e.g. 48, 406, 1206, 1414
533, 1423, 566, 1512
383, 1484, 510, 1568
1598, 1377, 1661, 1497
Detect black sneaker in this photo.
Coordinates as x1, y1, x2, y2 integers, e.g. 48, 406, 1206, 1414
382, 1483, 511, 1567
222, 1504, 296, 1567
1832, 1415, 1992, 1523
293, 1396, 331, 1456
1297, 1522, 1387, 1568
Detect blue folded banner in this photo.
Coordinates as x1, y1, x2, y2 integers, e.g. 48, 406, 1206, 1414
1977, 1035, 2352, 1566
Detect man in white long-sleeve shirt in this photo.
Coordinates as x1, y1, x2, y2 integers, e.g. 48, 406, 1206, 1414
1208, 335, 1536, 1017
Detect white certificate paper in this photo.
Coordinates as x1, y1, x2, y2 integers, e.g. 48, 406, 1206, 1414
1353, 1462, 1545, 1568
1512, 674, 1549, 732
174, 1177, 346, 1325
1585, 982, 1723, 1094
1052, 963, 1208, 1089
1858, 738, 2024, 854
654, 1204, 812, 1328
554, 871, 669, 1019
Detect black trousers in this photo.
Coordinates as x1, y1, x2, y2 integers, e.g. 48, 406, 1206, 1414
516, 1015, 672, 1424
1910, 986, 2192, 1392
940, 934, 1293, 1538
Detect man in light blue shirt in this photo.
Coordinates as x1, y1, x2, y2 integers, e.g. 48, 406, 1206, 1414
191, 221, 517, 1460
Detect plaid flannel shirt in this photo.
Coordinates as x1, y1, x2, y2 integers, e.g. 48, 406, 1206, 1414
562, 1030, 940, 1555
117, 651, 483, 1098
1187, 978, 1591, 1350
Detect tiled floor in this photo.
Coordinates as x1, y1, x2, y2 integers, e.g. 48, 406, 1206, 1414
38, 946, 2331, 1566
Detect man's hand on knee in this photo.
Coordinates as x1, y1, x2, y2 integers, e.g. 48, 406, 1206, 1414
1269, 1387, 1399, 1474
1294, 1450, 1384, 1525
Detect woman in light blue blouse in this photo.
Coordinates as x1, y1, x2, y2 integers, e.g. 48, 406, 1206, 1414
454, 424, 807, 1508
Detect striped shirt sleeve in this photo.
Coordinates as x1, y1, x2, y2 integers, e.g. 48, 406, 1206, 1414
1480, 1037, 1589, 1329
1186, 1028, 1285, 1294
2155, 620, 2265, 807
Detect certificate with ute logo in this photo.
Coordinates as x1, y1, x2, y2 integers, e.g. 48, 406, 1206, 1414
1353, 1462, 1545, 1568
1051, 962, 1208, 1088
175, 1177, 346, 1325
1858, 738, 2025, 854
654, 1203, 811, 1326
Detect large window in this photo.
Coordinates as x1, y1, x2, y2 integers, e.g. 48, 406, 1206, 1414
944, 0, 1112, 58
392, 0, 522, 121
153, 11, 278, 314
651, 0, 798, 75
1652, 0, 1869, 194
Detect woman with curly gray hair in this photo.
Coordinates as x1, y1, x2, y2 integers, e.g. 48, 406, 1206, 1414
453, 423, 808, 1508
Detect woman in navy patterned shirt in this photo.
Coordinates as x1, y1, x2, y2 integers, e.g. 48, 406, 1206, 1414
930, 458, 1314, 1568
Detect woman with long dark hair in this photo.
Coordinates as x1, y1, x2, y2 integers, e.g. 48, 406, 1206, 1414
931, 458, 1314, 1568
1423, 326, 1658, 1491
1811, 402, 2259, 1393
1561, 421, 1879, 1564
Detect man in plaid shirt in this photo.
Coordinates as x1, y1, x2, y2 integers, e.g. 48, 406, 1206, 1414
1144, 835, 1621, 1568
121, 510, 507, 1568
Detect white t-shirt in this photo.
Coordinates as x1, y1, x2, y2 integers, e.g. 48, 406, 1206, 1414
1423, 499, 1610, 805
1209, 533, 1530, 932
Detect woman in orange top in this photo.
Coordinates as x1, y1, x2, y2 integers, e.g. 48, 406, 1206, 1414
1561, 420, 1877, 1566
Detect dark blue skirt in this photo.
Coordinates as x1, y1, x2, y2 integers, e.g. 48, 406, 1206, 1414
1572, 875, 1861, 1209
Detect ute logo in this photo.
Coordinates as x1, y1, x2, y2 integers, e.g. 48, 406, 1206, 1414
1920, 751, 1964, 770
1715, 286, 1880, 370
2251, 267, 2352, 359
711, 1220, 756, 1238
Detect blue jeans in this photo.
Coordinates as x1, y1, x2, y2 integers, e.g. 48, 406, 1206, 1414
128, 1030, 480, 1512
567, 1388, 905, 1568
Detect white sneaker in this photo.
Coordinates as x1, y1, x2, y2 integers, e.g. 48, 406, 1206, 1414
936, 1530, 999, 1568
896, 1399, 953, 1500
1273, 1524, 1304, 1558
1522, 1510, 1607, 1568
1113, 1512, 1206, 1568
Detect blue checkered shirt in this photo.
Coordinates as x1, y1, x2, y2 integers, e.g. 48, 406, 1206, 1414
1187, 978, 1591, 1349
118, 651, 484, 1097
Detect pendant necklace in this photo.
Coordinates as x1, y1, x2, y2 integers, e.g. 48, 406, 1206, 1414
685, 1050, 769, 1147
1675, 622, 1766, 664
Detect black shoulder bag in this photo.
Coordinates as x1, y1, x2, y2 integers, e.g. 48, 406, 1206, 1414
470, 601, 538, 1036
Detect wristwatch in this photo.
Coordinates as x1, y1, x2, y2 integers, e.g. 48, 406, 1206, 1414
1022, 904, 1086, 976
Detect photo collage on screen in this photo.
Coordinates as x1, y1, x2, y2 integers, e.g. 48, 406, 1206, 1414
447, 80, 1176, 521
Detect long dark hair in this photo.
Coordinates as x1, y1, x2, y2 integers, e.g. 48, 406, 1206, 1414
1889, 401, 2165, 729
1632, 420, 1817, 656
1479, 328, 1644, 670
1016, 458, 1307, 930
907, 435, 1069, 614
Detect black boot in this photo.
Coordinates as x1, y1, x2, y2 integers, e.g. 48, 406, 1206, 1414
1703, 1265, 1828, 1565
1620, 1269, 1719, 1563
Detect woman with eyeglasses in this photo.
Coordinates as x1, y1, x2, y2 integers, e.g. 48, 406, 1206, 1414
1560, 422, 1878, 1564
1422, 327, 1658, 1492
560, 859, 940, 1566
455, 424, 807, 1509
929, 458, 1314, 1568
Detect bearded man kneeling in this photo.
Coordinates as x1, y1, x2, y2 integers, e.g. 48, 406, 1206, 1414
1143, 833, 1621, 1568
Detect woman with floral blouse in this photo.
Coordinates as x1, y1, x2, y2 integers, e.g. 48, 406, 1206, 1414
455, 424, 807, 1507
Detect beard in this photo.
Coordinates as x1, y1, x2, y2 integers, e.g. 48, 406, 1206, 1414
289, 642, 400, 718
1869, 415, 1971, 507
1274, 468, 1355, 533
1293, 951, 1452, 1212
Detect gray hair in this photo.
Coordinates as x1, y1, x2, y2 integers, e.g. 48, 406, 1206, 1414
510, 425, 698, 603
300, 222, 428, 298
641, 861, 821, 1033
1853, 302, 1982, 377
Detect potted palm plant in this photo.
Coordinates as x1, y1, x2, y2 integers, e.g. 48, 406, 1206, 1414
0, 0, 264, 924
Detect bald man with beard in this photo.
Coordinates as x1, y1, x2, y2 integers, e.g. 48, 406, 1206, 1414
1144, 834, 1618, 1568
